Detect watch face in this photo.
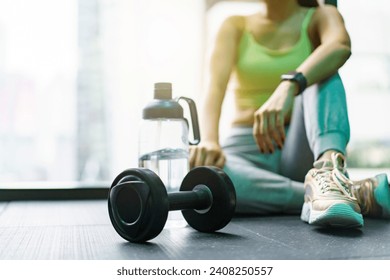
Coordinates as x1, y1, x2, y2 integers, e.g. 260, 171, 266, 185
280, 71, 307, 95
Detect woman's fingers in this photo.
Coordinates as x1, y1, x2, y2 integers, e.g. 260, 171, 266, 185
269, 111, 284, 150
276, 111, 286, 146
254, 111, 274, 153
254, 110, 285, 153
189, 146, 197, 168
189, 144, 226, 168
204, 149, 217, 166
194, 146, 206, 167
215, 154, 226, 169
266, 111, 277, 153
253, 115, 268, 153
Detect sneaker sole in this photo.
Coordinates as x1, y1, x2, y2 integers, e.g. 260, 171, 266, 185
374, 174, 390, 218
301, 202, 364, 228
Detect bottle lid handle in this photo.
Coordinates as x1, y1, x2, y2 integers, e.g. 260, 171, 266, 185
176, 97, 200, 145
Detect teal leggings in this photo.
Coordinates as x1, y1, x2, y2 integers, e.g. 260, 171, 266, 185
222, 73, 350, 214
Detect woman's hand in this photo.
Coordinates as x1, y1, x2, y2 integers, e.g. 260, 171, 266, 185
189, 141, 226, 169
253, 81, 297, 153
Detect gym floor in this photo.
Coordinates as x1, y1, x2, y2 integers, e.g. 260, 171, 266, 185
0, 199, 390, 260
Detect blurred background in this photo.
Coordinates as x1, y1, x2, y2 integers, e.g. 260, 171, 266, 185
0, 0, 389, 184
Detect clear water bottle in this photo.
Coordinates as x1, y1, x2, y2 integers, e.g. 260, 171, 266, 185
138, 82, 200, 193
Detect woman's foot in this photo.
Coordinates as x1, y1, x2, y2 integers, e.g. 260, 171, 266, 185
300, 152, 363, 228
350, 174, 390, 218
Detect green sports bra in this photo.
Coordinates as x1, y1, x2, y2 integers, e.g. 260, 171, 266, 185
232, 8, 316, 108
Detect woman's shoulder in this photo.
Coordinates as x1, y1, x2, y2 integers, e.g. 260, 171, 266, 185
220, 15, 246, 33
307, 4, 349, 47
311, 4, 345, 23
217, 15, 247, 41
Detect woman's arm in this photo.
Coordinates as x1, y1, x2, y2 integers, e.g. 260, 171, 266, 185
190, 16, 243, 168
297, 4, 351, 86
253, 5, 352, 153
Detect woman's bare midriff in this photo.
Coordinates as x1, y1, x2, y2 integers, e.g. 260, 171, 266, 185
231, 107, 256, 126
231, 106, 292, 127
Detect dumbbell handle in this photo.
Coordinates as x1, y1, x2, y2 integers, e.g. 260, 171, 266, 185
168, 185, 213, 211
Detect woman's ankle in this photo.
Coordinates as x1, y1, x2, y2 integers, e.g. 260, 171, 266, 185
318, 150, 342, 162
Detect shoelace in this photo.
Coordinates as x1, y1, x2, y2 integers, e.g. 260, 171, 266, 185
332, 168, 356, 199
314, 153, 356, 200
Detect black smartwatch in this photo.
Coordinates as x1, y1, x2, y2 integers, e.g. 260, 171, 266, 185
281, 71, 307, 95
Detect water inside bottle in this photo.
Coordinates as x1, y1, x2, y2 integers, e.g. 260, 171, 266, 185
139, 148, 189, 226
138, 148, 189, 192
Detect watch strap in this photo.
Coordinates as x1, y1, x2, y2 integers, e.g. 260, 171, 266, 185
281, 71, 307, 95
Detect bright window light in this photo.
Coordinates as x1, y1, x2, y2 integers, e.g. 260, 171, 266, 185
0, 0, 205, 183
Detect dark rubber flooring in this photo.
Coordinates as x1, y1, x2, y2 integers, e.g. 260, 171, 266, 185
0, 200, 389, 260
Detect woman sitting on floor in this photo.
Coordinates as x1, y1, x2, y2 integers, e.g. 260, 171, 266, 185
190, 0, 390, 227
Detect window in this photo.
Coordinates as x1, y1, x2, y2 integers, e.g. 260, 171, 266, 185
0, 0, 388, 187
0, 0, 204, 184
339, 0, 390, 173
0, 0, 78, 182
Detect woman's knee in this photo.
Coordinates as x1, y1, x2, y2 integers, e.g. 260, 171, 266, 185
318, 72, 346, 96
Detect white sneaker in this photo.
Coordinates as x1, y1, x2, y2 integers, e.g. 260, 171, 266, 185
300, 153, 363, 228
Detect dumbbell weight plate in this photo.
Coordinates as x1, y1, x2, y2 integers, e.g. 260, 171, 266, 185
180, 166, 236, 232
108, 168, 169, 243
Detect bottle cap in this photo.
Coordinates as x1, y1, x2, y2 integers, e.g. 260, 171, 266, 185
142, 82, 183, 119
154, 83, 172, 100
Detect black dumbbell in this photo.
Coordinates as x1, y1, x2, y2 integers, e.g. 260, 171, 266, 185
108, 166, 236, 243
